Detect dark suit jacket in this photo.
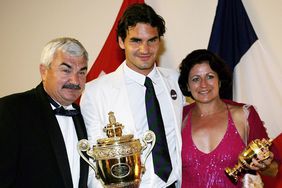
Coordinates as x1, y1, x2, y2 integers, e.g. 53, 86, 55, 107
0, 83, 89, 188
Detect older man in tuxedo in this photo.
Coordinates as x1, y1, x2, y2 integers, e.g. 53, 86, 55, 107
0, 37, 90, 188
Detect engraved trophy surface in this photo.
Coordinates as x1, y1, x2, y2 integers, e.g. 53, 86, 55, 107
78, 112, 156, 188
225, 138, 272, 184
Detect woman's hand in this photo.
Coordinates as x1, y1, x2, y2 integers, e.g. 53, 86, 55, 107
248, 142, 278, 176
249, 150, 273, 171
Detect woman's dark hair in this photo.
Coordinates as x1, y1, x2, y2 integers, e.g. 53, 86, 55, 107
117, 3, 166, 42
178, 49, 232, 99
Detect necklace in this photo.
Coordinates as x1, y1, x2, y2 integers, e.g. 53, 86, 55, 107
199, 111, 220, 117
195, 103, 226, 118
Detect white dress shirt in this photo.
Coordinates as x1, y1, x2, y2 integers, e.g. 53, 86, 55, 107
124, 64, 178, 188
50, 103, 80, 188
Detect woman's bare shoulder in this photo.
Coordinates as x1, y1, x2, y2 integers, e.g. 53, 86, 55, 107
227, 103, 247, 141
228, 104, 246, 125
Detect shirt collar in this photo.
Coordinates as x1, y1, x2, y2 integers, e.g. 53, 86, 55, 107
48, 96, 74, 110
123, 63, 159, 86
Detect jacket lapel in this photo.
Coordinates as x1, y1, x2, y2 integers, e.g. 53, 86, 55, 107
35, 83, 73, 188
47, 117, 74, 188
156, 69, 184, 182
106, 63, 136, 134
72, 109, 89, 188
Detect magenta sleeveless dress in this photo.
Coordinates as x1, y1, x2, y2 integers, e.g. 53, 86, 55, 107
181, 105, 245, 188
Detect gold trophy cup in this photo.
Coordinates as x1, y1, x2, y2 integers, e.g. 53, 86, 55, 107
77, 112, 156, 188
225, 138, 272, 184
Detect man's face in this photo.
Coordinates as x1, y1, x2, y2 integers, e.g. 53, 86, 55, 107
118, 23, 160, 76
40, 50, 87, 106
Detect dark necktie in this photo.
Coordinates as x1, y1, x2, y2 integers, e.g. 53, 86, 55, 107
47, 95, 80, 117
144, 77, 172, 182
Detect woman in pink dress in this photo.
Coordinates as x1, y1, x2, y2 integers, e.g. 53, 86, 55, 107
178, 49, 277, 188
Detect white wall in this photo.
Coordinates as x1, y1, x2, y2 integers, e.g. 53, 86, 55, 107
1, 0, 281, 136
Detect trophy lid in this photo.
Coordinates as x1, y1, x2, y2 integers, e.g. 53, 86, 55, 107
97, 112, 134, 145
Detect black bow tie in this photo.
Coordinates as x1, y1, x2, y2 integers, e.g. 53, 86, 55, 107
47, 95, 80, 117
53, 106, 80, 117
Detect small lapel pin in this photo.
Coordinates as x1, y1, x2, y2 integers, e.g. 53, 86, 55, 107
170, 89, 177, 100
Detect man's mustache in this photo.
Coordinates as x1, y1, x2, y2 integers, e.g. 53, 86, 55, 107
62, 84, 81, 90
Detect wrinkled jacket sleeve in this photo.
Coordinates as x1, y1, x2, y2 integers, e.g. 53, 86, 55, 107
247, 105, 269, 144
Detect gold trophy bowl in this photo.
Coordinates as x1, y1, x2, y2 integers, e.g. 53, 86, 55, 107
77, 112, 156, 188
225, 138, 272, 184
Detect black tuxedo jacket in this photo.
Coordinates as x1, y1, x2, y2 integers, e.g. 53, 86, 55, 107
0, 83, 89, 188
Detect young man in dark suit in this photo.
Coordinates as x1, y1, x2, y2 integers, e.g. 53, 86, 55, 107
0, 37, 90, 188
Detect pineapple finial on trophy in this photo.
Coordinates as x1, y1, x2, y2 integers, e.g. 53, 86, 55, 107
103, 111, 124, 138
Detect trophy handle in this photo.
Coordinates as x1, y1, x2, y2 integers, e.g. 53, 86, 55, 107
77, 139, 100, 179
141, 130, 156, 166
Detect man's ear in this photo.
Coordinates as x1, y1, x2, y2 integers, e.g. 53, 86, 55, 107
39, 64, 47, 81
118, 36, 125, 49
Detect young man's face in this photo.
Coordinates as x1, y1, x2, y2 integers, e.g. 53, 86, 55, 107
118, 23, 160, 76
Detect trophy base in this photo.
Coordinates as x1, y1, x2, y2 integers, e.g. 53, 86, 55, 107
224, 168, 238, 184
103, 180, 140, 188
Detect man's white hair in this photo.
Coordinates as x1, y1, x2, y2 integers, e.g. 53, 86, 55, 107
40, 37, 88, 67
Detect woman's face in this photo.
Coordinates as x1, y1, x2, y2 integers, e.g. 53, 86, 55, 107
188, 62, 220, 103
